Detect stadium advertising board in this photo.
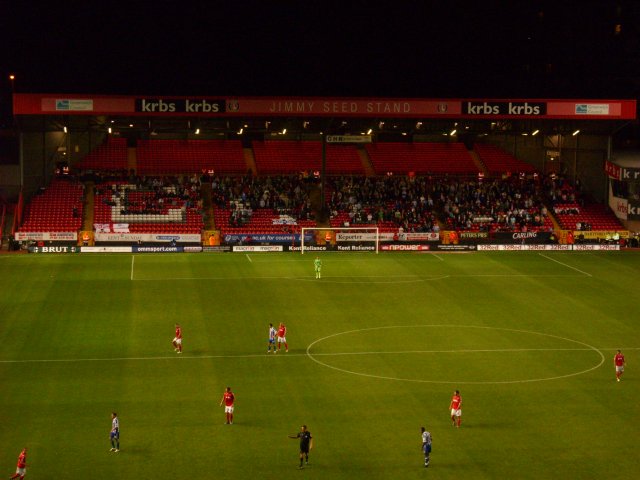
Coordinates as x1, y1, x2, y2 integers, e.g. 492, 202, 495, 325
492, 231, 553, 244
334, 232, 439, 242
436, 244, 477, 251
459, 232, 489, 240
15, 232, 78, 241
135, 98, 225, 113
224, 233, 312, 244
232, 246, 283, 252
604, 160, 640, 181
326, 135, 372, 143
286, 245, 327, 252
132, 246, 183, 253
336, 232, 378, 242
457, 231, 552, 244
477, 245, 572, 251
573, 231, 629, 239
627, 200, 640, 220
610, 195, 628, 221
336, 245, 376, 251
477, 244, 620, 251
94, 233, 201, 243
399, 232, 440, 241
462, 101, 546, 116
572, 245, 621, 251
13, 94, 636, 120
203, 246, 232, 252
81, 246, 132, 253
29, 246, 80, 253
381, 244, 431, 251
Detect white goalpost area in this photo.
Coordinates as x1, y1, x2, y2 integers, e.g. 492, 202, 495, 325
300, 227, 380, 254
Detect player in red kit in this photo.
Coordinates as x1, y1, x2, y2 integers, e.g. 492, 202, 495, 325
10, 448, 27, 480
276, 322, 288, 353
172, 323, 182, 353
219, 386, 235, 424
449, 390, 462, 427
614, 350, 626, 382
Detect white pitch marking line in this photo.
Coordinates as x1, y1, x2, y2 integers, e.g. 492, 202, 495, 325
130, 273, 582, 282
306, 325, 608, 385
246, 254, 252, 263
538, 253, 593, 277
432, 253, 444, 261
130, 255, 135, 281
1, 347, 636, 365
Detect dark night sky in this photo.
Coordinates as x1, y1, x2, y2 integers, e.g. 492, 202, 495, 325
1, 0, 640, 99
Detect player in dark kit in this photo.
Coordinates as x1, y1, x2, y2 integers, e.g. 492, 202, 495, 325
289, 425, 313, 469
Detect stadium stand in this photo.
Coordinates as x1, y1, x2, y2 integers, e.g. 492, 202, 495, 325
75, 137, 128, 170
17, 179, 84, 232
474, 144, 536, 175
252, 140, 364, 175
365, 142, 479, 175
326, 176, 437, 233
57, 138, 627, 239
94, 175, 203, 234
554, 203, 623, 231
545, 175, 623, 231
440, 177, 553, 232
136, 139, 246, 175
211, 175, 316, 235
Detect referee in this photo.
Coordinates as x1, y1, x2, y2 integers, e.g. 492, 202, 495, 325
289, 425, 313, 469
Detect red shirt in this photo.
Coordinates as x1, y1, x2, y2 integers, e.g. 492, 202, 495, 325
223, 392, 235, 406
175, 326, 182, 339
278, 325, 287, 338
615, 353, 625, 366
450, 395, 462, 410
17, 451, 26, 469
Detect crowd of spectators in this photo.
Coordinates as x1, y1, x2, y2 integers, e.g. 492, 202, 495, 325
211, 175, 314, 225
207, 173, 558, 233
439, 176, 550, 231
95, 172, 203, 216
326, 176, 439, 233
82, 169, 587, 234
324, 174, 554, 233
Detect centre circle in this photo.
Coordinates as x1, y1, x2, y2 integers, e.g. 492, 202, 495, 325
305, 325, 605, 385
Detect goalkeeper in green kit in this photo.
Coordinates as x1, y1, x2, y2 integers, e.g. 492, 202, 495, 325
314, 256, 322, 279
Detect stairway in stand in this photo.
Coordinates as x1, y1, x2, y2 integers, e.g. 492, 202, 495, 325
82, 182, 95, 231
243, 147, 258, 175
357, 145, 375, 176
468, 150, 488, 176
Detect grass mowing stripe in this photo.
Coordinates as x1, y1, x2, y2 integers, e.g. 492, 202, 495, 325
3, 347, 634, 364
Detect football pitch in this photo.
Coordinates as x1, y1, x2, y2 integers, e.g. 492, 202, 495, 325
1, 251, 638, 479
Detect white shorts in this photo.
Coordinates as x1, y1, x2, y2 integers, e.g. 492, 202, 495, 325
173, 337, 182, 345
277, 336, 287, 343
451, 408, 462, 417
225, 405, 234, 413
616, 365, 624, 373
16, 467, 26, 475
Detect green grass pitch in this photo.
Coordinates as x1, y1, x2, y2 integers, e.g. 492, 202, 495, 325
1, 251, 639, 479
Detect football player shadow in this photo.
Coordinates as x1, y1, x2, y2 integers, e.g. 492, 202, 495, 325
120, 444, 151, 458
